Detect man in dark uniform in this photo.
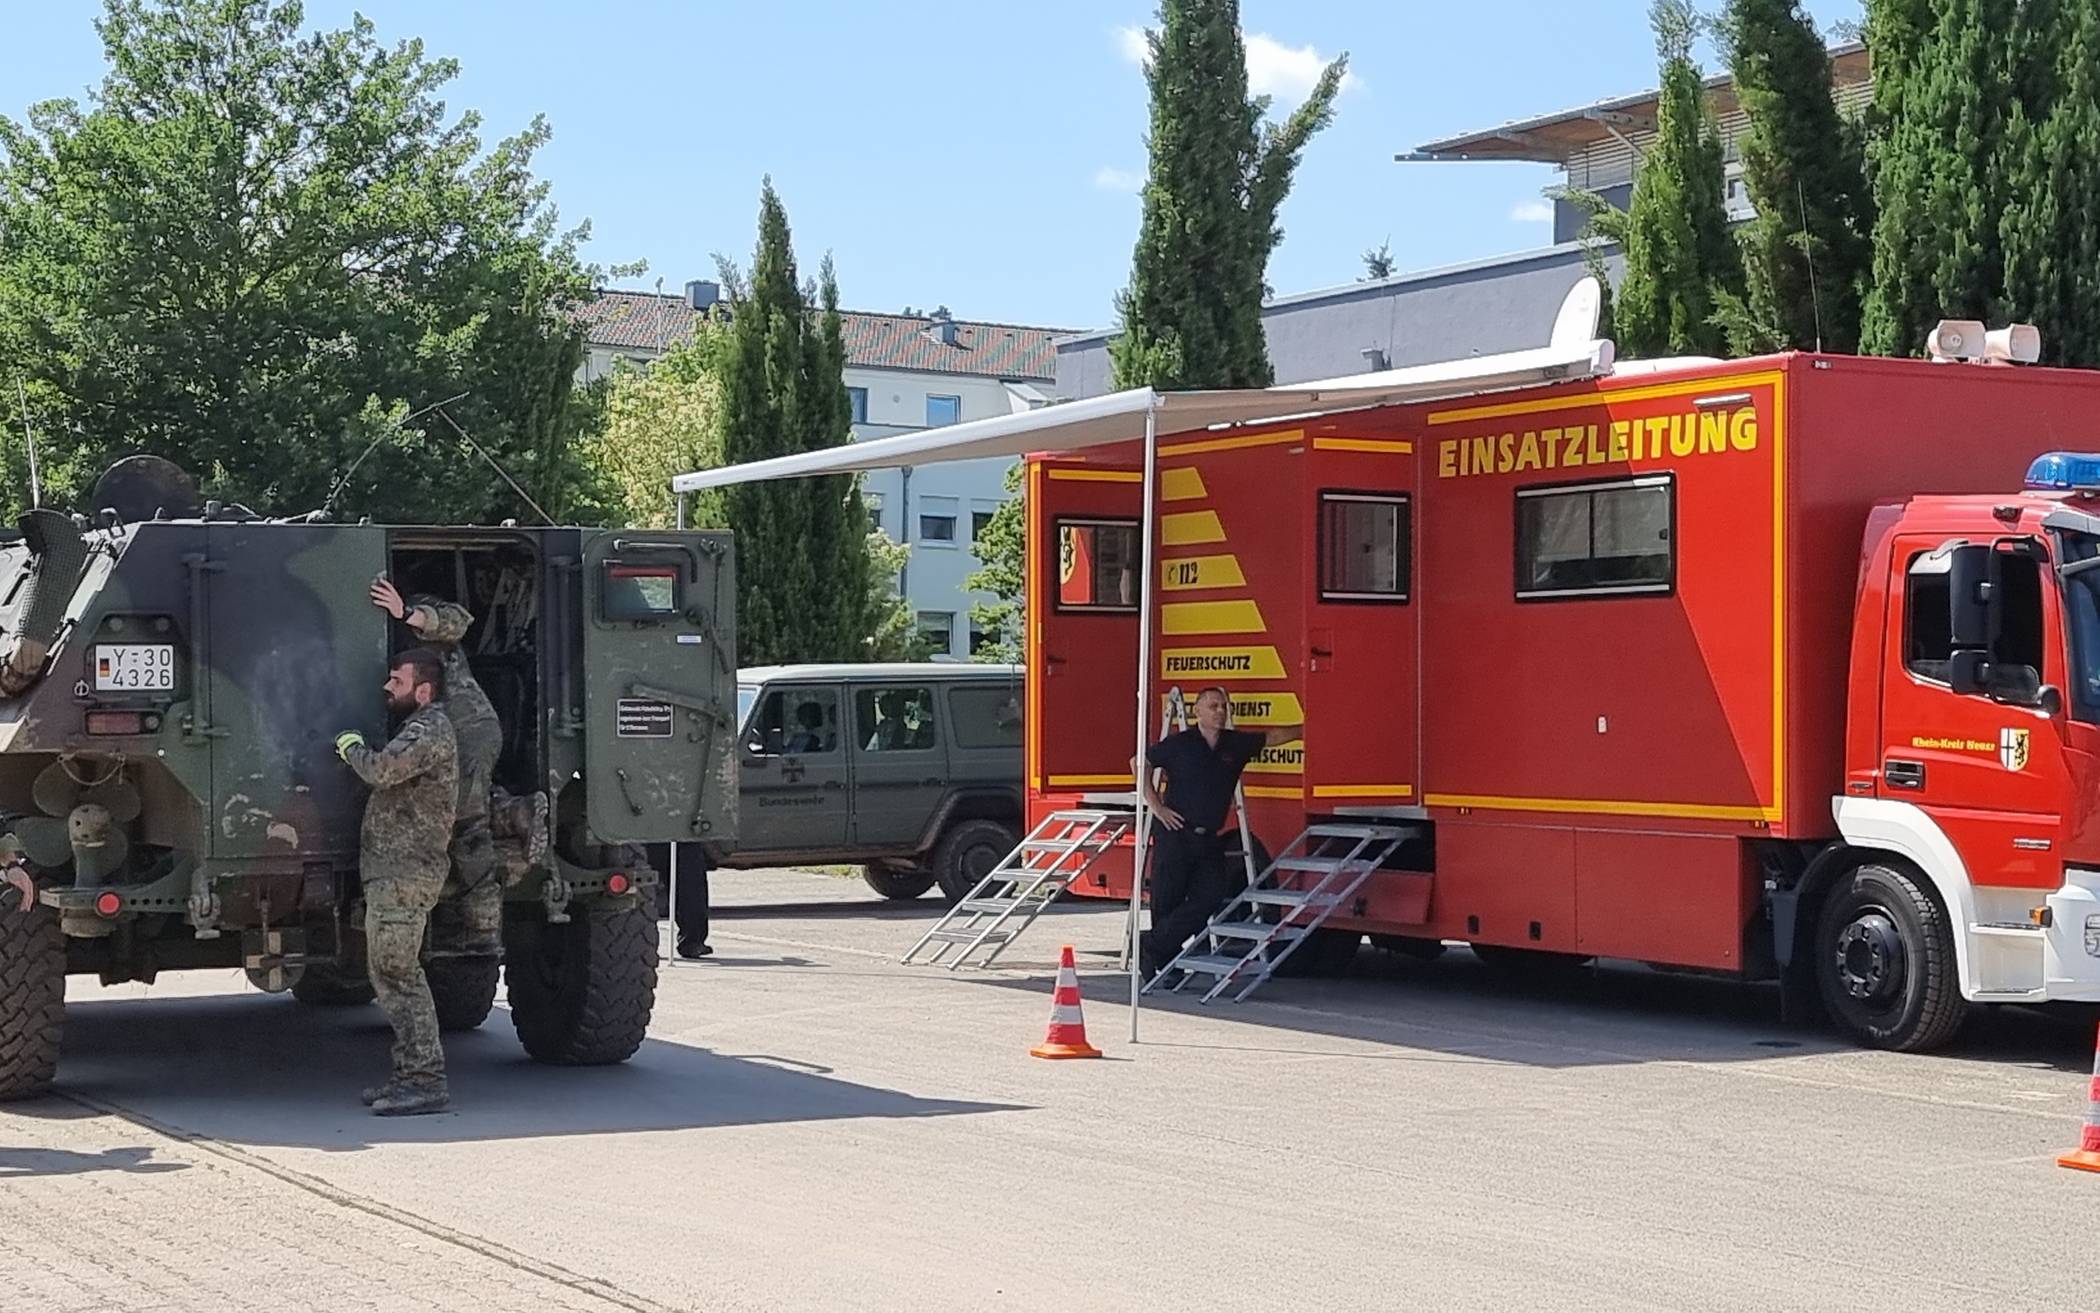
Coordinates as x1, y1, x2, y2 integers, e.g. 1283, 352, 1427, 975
1135, 686, 1301, 979
335, 648, 458, 1116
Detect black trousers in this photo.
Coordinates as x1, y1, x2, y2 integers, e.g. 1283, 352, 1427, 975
648, 842, 710, 948
1142, 828, 1234, 972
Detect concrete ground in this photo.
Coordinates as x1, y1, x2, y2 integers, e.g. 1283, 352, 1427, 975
5, 866, 2096, 1312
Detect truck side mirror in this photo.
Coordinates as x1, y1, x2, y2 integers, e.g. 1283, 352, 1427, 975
1948, 649, 1989, 695
1947, 544, 1997, 650
1985, 662, 2060, 714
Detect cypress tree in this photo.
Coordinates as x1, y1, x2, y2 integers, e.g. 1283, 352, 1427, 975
1717, 0, 1872, 353
1111, 0, 1344, 389
1999, 0, 2100, 366
1611, 0, 1742, 358
715, 181, 870, 664
1860, 0, 2019, 356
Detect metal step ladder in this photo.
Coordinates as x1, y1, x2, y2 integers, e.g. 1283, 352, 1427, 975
1145, 821, 1413, 1003
902, 809, 1130, 969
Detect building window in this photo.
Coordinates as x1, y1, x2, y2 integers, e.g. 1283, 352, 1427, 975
848, 387, 869, 424
864, 495, 884, 533
1318, 493, 1410, 602
927, 394, 961, 427
969, 623, 992, 655
972, 509, 996, 541
920, 513, 957, 543
1515, 476, 1673, 599
857, 684, 938, 751
1054, 518, 1139, 613
916, 612, 954, 654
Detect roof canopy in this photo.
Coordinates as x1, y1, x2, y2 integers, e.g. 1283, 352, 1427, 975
670, 336, 1614, 492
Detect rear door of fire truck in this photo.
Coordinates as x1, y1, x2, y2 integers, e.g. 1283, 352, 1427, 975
1301, 436, 1419, 810
1031, 458, 1143, 799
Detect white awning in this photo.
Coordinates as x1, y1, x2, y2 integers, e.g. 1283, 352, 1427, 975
669, 336, 1615, 492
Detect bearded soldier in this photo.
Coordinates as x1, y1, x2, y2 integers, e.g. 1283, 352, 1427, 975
335, 647, 458, 1117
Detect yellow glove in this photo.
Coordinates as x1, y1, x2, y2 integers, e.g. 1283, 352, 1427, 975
334, 730, 366, 762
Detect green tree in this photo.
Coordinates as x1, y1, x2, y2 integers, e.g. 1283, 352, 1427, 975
1716, 0, 1872, 353
864, 526, 932, 662
1607, 0, 1743, 357
1110, 0, 1345, 389
1860, 0, 2019, 356
587, 329, 726, 530
964, 463, 1024, 663
0, 0, 611, 525
1999, 0, 2100, 365
714, 181, 872, 664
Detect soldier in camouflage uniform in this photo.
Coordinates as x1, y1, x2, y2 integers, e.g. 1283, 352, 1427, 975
370, 577, 504, 956
335, 648, 459, 1117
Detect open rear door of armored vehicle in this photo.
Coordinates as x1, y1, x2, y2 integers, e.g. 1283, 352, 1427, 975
577, 530, 737, 847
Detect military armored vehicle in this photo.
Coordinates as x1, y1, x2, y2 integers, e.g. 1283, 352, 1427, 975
0, 459, 737, 1098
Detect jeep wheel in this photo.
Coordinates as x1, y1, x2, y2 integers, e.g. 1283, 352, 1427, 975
932, 819, 1020, 902
862, 864, 938, 901
1814, 862, 1967, 1052
507, 899, 658, 1065
0, 895, 64, 1100
427, 957, 501, 1032
291, 961, 376, 1007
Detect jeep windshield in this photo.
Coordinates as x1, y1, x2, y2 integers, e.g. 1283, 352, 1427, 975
736, 685, 758, 731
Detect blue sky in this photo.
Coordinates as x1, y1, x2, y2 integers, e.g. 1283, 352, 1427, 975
3, 0, 1860, 332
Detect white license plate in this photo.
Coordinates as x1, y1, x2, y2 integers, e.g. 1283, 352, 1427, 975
94, 644, 175, 691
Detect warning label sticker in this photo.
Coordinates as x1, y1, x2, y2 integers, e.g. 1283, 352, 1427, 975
616, 699, 675, 739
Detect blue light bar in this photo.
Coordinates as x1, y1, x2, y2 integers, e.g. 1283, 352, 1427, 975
2025, 452, 2100, 491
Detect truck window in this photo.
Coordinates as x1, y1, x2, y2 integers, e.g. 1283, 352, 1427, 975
856, 685, 937, 752
1054, 519, 1138, 613
1904, 550, 2042, 683
746, 687, 840, 756
949, 683, 1023, 748
1319, 493, 1410, 602
1515, 476, 1672, 599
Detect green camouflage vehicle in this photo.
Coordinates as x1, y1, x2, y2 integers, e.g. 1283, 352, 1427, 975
0, 459, 737, 1098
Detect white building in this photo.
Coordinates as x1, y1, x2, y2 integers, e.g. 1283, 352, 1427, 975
580, 283, 1066, 657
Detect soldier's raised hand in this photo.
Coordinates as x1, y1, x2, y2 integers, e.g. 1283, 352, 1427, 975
370, 576, 407, 621
3, 862, 34, 914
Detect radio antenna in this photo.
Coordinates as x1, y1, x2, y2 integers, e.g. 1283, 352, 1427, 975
1800, 178, 1824, 354
13, 375, 40, 509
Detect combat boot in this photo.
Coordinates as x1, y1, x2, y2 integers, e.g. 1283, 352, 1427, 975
360, 1079, 402, 1107
371, 1082, 449, 1117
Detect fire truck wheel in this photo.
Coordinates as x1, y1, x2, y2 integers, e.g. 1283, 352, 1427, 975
0, 894, 64, 1101
933, 820, 1021, 902
862, 864, 938, 900
1814, 862, 1967, 1052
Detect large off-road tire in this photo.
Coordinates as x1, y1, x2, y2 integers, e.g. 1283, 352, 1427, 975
0, 896, 64, 1101
932, 819, 1020, 902
427, 956, 501, 1032
1814, 862, 1968, 1052
862, 864, 938, 901
291, 961, 376, 1007
506, 899, 658, 1065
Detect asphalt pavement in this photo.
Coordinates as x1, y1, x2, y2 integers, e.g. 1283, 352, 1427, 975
4, 866, 2094, 1312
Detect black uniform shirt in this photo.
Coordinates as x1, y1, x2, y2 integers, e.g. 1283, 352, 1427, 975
1144, 727, 1267, 833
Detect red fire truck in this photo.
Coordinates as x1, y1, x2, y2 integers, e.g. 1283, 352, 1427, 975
1026, 347, 2100, 1050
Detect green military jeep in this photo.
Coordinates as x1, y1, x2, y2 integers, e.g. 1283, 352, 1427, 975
715, 663, 1023, 902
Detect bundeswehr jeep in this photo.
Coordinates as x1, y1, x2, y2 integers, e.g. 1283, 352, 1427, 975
0, 463, 736, 1098
719, 663, 1022, 901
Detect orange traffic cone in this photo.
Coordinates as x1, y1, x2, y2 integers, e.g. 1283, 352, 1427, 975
2062, 1022, 2100, 1175
1030, 945, 1102, 1060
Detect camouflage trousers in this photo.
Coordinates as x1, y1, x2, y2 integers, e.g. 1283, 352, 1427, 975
447, 818, 502, 952
364, 871, 445, 1090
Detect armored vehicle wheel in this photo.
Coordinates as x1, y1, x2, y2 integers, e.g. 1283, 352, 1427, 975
862, 863, 937, 900
291, 962, 376, 1007
933, 819, 1021, 902
1814, 862, 1968, 1052
0, 896, 64, 1100
427, 957, 501, 1031
507, 899, 658, 1065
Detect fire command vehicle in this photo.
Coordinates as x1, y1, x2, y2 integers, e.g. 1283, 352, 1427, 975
677, 302, 2100, 1052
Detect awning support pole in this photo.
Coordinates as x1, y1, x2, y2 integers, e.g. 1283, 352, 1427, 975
1129, 399, 1159, 1042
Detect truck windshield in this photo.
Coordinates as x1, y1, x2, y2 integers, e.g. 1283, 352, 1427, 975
2058, 530, 2100, 720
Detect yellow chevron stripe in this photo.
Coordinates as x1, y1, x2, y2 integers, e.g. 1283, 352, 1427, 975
1160, 466, 1207, 501
1161, 510, 1226, 545
1161, 554, 1246, 591
1161, 599, 1266, 635
1160, 645, 1286, 680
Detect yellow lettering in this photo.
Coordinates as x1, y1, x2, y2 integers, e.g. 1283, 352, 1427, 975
1730, 410, 1758, 451
1669, 413, 1696, 457
1609, 421, 1631, 462
1698, 411, 1728, 454
1585, 424, 1605, 464
1469, 435, 1492, 476
1438, 440, 1457, 478
1516, 432, 1541, 471
1646, 416, 1671, 459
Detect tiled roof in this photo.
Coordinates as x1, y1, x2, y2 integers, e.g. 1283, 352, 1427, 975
577, 290, 1066, 382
